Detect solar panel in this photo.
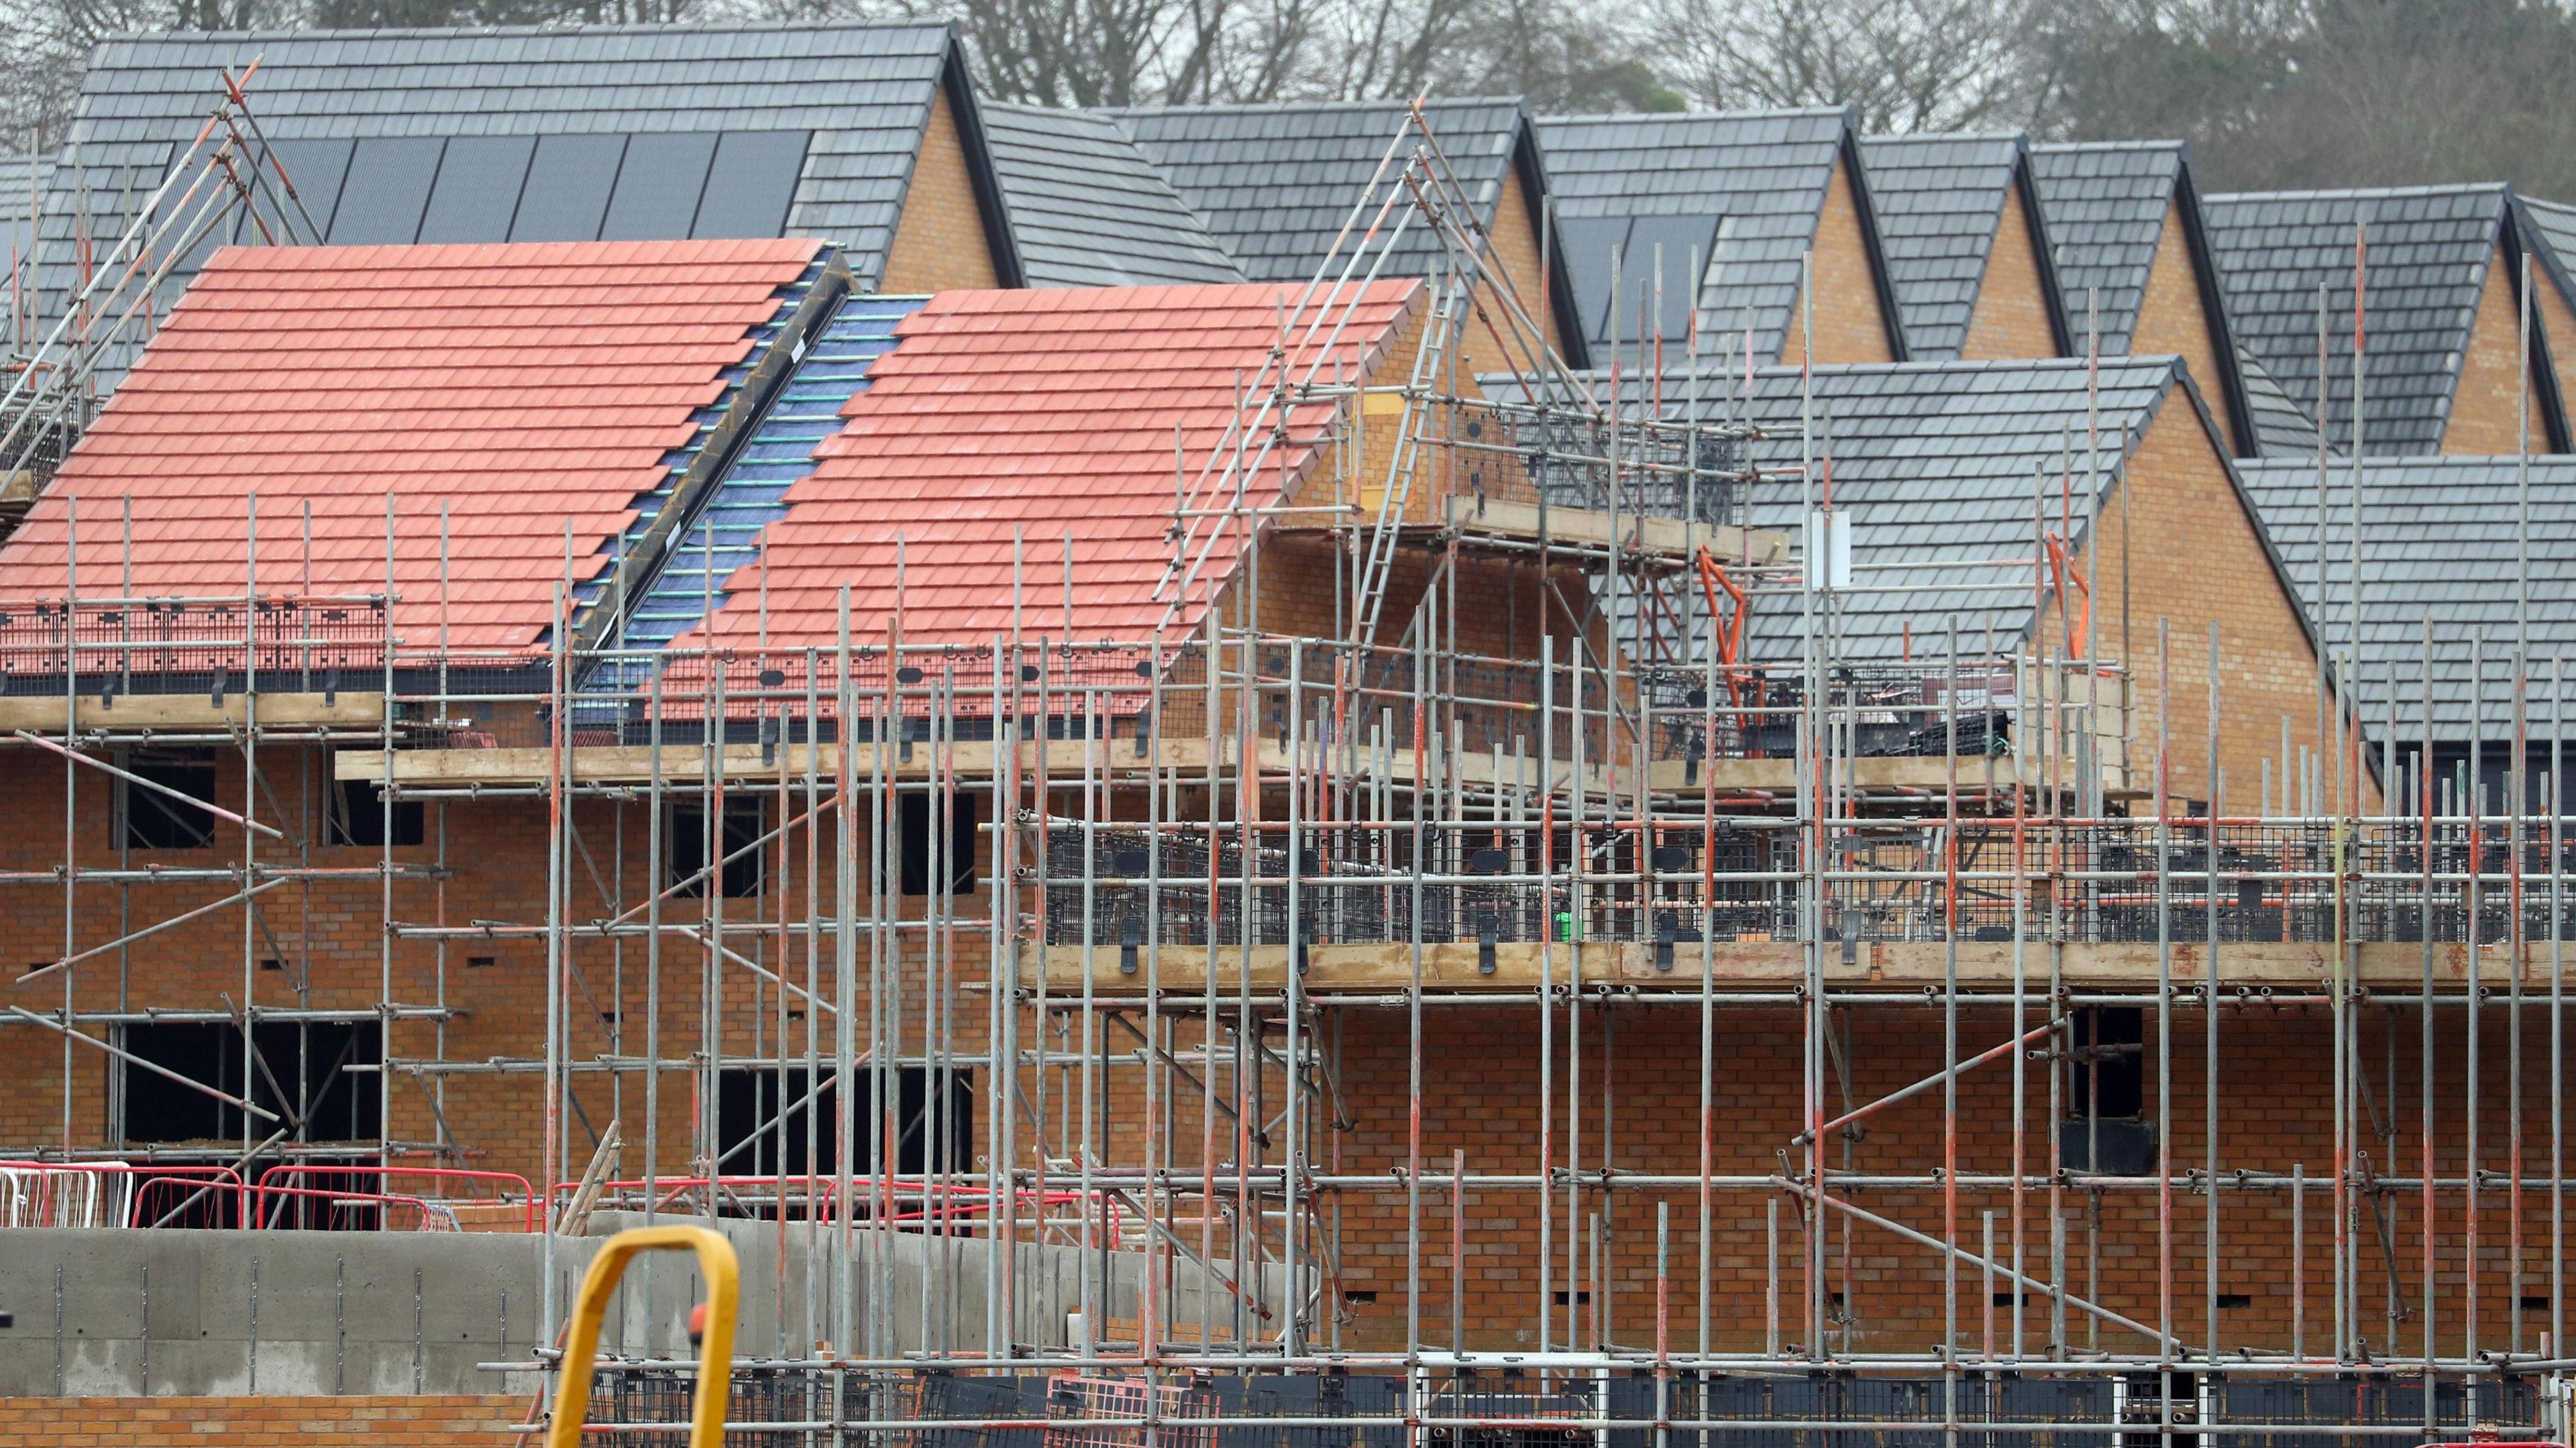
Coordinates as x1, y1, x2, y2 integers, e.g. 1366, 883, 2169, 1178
327, 137, 445, 245
510, 134, 626, 243
1623, 214, 1719, 341
417, 135, 535, 243
1555, 215, 1630, 341
692, 131, 810, 239
599, 132, 718, 241
244, 137, 355, 243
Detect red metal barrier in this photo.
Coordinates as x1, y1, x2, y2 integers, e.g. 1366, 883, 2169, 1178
250, 1182, 458, 1231
0, 1160, 247, 1229
254, 1163, 535, 1233
541, 1174, 1116, 1244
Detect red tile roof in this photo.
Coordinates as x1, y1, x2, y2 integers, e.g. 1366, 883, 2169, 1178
699, 280, 1421, 651
0, 239, 824, 651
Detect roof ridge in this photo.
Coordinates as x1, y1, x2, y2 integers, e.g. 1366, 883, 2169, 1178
1784, 354, 2179, 378
1863, 129, 2027, 144
2206, 181, 2511, 205
102, 19, 950, 42
1538, 105, 1847, 124
1104, 96, 1524, 117
2031, 140, 2185, 154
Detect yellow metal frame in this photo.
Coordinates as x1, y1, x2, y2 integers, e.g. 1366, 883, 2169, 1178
543, 1225, 741, 1448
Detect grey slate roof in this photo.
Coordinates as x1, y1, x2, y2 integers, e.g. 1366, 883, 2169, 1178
2028, 140, 2259, 457
2202, 184, 2509, 456
1539, 356, 2217, 660
983, 103, 1245, 287
2520, 194, 2576, 301
1536, 108, 1896, 368
1104, 97, 1588, 365
1858, 132, 2065, 362
2516, 194, 2576, 386
38, 21, 1015, 304
0, 157, 48, 268
2029, 142, 2179, 355
2237, 343, 2326, 458
1106, 98, 1519, 283
2237, 456, 2576, 740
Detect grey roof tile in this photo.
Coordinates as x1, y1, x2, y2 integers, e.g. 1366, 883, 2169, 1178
983, 102, 1244, 287
1507, 355, 2196, 659
2237, 343, 2326, 458
1537, 107, 1854, 367
38, 19, 962, 321
2203, 184, 2508, 455
2237, 455, 2576, 739
1106, 97, 1527, 286
1859, 132, 2042, 361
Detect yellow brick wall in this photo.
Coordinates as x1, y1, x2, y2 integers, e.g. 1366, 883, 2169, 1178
2058, 395, 2375, 810
2126, 199, 2244, 456
1780, 154, 1895, 366
879, 87, 1000, 293
2530, 254, 2576, 440
1463, 167, 1563, 376
2443, 243, 2537, 455
1960, 183, 2060, 360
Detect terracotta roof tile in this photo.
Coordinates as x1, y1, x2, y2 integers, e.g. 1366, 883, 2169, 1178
0, 238, 822, 651
682, 278, 1420, 651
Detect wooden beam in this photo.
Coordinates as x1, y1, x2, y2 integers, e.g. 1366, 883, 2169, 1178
1015, 938, 2527, 995
0, 691, 385, 733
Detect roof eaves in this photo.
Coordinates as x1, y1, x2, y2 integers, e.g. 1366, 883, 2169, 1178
2503, 194, 2575, 453
1507, 109, 1592, 371
934, 34, 1026, 288
2169, 149, 2260, 458
2420, 189, 2514, 454
1835, 119, 1910, 363
2010, 140, 2074, 357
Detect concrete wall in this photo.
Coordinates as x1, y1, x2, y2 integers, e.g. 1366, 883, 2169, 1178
0, 1215, 1286, 1398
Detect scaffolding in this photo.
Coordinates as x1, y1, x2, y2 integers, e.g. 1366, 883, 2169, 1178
0, 64, 319, 528
1, 104, 2573, 1445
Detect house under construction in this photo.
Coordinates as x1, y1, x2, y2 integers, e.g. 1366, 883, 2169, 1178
1, 72, 2574, 1448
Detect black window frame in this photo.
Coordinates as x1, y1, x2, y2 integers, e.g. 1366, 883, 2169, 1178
116, 748, 219, 850
669, 796, 765, 899
325, 773, 424, 848
900, 791, 980, 897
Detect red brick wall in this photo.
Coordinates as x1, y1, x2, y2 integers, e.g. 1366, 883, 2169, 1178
1319, 1002, 2561, 1357
0, 1395, 522, 1447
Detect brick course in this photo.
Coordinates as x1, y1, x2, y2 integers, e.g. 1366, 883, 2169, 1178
0, 1395, 522, 1446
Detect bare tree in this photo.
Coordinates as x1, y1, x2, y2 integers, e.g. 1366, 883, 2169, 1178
2033, 0, 2576, 198
1650, 0, 2041, 131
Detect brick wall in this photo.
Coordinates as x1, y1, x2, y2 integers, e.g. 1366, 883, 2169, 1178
1318, 1002, 2558, 1355
2445, 243, 2539, 455
880, 87, 1000, 292
1780, 155, 1896, 367
0, 746, 1019, 1191
0, 1395, 523, 1446
2531, 257, 2576, 443
1960, 184, 2060, 361
2053, 387, 2372, 809
2127, 200, 2245, 457
1466, 168, 1560, 376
